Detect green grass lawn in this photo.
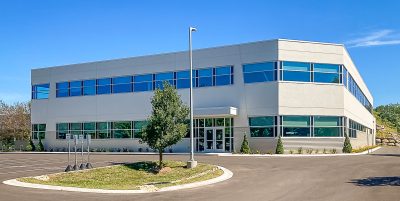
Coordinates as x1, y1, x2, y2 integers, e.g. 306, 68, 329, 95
18, 161, 223, 190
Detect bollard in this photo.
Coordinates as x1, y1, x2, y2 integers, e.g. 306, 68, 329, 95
65, 134, 72, 172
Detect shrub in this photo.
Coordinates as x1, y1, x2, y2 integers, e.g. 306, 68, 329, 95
306, 148, 313, 154
275, 137, 284, 154
37, 138, 44, 151
314, 149, 319, 154
240, 134, 251, 154
342, 133, 352, 153
29, 138, 36, 151
289, 150, 294, 154
323, 148, 327, 154
331, 148, 337, 154
297, 147, 303, 154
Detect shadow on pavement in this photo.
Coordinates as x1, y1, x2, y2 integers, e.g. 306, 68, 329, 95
349, 177, 400, 187
370, 153, 400, 157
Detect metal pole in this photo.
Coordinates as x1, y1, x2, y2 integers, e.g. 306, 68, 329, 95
86, 135, 93, 169
73, 135, 78, 170
79, 135, 85, 170
187, 26, 197, 169
65, 134, 72, 172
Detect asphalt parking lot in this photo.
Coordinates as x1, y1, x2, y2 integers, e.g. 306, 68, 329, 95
0, 147, 399, 201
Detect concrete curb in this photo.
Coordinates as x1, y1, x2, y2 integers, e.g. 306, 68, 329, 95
218, 146, 381, 157
2, 166, 233, 194
0, 152, 223, 156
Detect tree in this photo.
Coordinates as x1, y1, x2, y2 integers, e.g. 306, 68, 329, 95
240, 133, 251, 154
275, 136, 284, 154
140, 82, 189, 169
342, 133, 352, 153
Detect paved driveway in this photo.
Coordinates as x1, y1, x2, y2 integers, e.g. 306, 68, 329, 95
0, 147, 399, 201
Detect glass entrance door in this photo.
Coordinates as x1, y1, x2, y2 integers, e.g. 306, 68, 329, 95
205, 128, 224, 152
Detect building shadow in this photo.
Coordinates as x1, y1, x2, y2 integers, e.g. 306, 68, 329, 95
370, 153, 400, 157
349, 177, 400, 186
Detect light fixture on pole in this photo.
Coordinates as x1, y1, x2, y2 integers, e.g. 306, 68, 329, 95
187, 26, 197, 169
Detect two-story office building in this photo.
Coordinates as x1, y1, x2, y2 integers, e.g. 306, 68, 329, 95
31, 39, 375, 153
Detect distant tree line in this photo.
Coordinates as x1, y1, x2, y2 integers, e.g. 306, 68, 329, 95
0, 100, 31, 146
375, 103, 400, 133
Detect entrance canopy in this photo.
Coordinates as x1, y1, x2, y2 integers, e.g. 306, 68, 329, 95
194, 107, 238, 118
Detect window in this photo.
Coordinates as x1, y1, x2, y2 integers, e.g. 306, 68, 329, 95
281, 116, 311, 137
69, 123, 82, 135
32, 84, 50, 99
154, 72, 175, 89
314, 116, 342, 137
83, 122, 96, 139
69, 81, 82, 96
56, 82, 69, 97
96, 78, 112, 95
83, 80, 96, 96
134, 121, 148, 138
112, 76, 133, 93
281, 61, 311, 82
243, 62, 276, 83
215, 66, 233, 86
197, 68, 213, 87
56, 123, 68, 139
313, 63, 340, 83
348, 119, 367, 138
32, 124, 46, 139
111, 121, 132, 138
249, 117, 275, 137
347, 74, 372, 113
134, 74, 153, 92
342, 66, 348, 87
176, 70, 191, 89
96, 122, 110, 139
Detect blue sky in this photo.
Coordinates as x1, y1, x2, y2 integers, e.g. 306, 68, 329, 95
0, 0, 399, 106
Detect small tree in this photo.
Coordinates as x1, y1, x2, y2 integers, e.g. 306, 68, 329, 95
37, 138, 44, 152
275, 136, 284, 154
29, 138, 36, 151
342, 133, 352, 153
240, 133, 251, 154
140, 82, 189, 169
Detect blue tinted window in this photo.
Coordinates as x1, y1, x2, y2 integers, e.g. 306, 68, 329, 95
198, 77, 213, 87
83, 80, 96, 87
282, 71, 311, 82
134, 82, 153, 92
176, 71, 190, 79
155, 72, 174, 80
113, 84, 132, 93
97, 85, 111, 94
198, 68, 212, 77
243, 71, 275, 83
313, 63, 339, 73
83, 87, 96, 96
215, 75, 231, 86
314, 72, 340, 83
177, 79, 190, 89
343, 67, 348, 87
70, 81, 82, 88
243, 62, 275, 72
134, 74, 153, 82
155, 80, 174, 89
112, 76, 132, 84
282, 61, 310, 71
32, 83, 50, 99
243, 62, 276, 84
57, 89, 69, 97
70, 87, 82, 96
56, 82, 69, 89
215, 66, 231, 75
97, 78, 111, 85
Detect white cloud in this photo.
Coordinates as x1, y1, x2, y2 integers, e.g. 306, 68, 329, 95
346, 29, 400, 48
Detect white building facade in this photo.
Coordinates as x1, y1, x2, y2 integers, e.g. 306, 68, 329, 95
31, 39, 375, 153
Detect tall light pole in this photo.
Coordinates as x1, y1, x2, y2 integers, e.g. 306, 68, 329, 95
187, 26, 197, 169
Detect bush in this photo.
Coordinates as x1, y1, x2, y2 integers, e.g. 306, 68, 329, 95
275, 137, 284, 154
25, 144, 32, 151
240, 134, 251, 154
297, 147, 303, 154
37, 138, 44, 151
331, 148, 337, 154
29, 138, 36, 151
342, 134, 352, 153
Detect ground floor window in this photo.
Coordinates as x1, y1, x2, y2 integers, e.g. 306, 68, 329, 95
248, 116, 276, 137
32, 124, 46, 140
313, 116, 343, 137
281, 116, 311, 137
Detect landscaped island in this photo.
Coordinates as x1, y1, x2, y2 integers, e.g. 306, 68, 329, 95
18, 161, 223, 190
